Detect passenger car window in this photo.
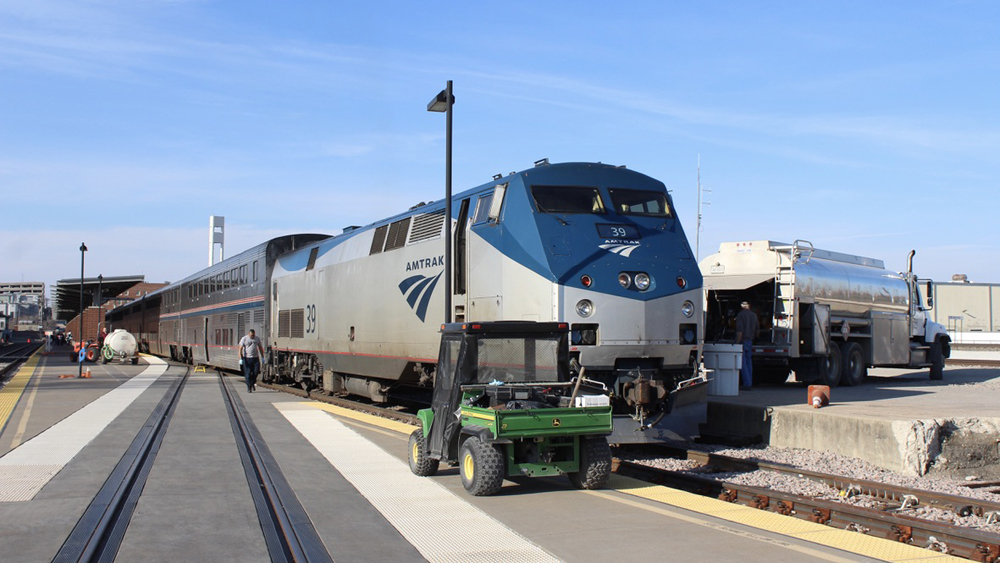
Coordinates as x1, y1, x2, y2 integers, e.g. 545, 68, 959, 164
531, 186, 605, 214
608, 188, 671, 217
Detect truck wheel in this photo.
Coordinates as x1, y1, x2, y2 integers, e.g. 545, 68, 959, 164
408, 428, 439, 477
459, 437, 505, 496
840, 342, 867, 386
817, 344, 842, 387
929, 338, 944, 380
569, 436, 612, 490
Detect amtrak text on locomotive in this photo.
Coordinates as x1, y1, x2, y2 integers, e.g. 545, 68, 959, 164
406, 256, 445, 271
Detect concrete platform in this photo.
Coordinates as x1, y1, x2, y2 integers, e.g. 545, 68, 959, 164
702, 365, 1000, 477
0, 348, 967, 562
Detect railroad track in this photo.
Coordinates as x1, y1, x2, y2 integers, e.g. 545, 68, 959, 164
219, 374, 333, 563
614, 454, 1000, 562
53, 365, 190, 563
658, 445, 1000, 517
947, 359, 1000, 368
0, 342, 42, 382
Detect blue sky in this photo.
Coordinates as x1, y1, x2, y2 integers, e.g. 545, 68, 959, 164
2, 1, 998, 301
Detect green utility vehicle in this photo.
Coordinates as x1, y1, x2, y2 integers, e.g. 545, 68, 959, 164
408, 321, 614, 496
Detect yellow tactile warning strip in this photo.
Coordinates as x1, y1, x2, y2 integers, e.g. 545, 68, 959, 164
307, 402, 965, 563
0, 348, 42, 434
306, 402, 418, 436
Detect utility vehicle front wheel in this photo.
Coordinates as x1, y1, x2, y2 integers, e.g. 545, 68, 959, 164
408, 428, 439, 477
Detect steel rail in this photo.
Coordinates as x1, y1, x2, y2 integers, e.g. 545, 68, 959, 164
52, 366, 190, 563
658, 445, 1000, 519
218, 373, 334, 563
614, 459, 1000, 562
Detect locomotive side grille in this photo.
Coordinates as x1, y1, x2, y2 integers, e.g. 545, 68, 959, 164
369, 225, 388, 255
409, 210, 445, 243
278, 310, 290, 338
289, 309, 305, 339
384, 217, 411, 251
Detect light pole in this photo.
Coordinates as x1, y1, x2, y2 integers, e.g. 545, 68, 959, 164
427, 80, 455, 324
78, 242, 87, 378
97, 274, 103, 341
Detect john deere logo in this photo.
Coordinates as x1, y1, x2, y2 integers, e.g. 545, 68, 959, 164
552, 418, 561, 427
399, 272, 442, 322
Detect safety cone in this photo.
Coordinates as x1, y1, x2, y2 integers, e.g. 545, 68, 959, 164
81, 368, 92, 379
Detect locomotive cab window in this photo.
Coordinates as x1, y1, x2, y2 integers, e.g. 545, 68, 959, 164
531, 185, 605, 214
608, 188, 671, 217
472, 193, 493, 224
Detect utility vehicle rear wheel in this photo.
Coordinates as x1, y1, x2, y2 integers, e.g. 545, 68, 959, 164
459, 437, 505, 496
840, 342, 867, 387
408, 428, 439, 477
569, 436, 612, 490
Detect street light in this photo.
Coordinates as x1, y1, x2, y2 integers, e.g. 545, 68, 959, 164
79, 242, 87, 378
427, 80, 455, 323
97, 274, 103, 343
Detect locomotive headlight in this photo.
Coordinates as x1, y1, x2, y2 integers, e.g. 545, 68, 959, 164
617, 273, 631, 288
576, 299, 594, 318
634, 273, 651, 291
681, 300, 695, 318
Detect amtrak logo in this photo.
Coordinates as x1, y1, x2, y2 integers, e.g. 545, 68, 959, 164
398, 271, 442, 322
600, 242, 640, 258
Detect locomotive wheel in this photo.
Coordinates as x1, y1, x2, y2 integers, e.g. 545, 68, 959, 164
839, 342, 867, 387
569, 436, 612, 490
459, 437, 505, 496
817, 344, 843, 387
929, 338, 944, 380
407, 428, 439, 477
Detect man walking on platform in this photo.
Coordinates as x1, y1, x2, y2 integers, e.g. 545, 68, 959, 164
239, 328, 264, 393
735, 301, 759, 389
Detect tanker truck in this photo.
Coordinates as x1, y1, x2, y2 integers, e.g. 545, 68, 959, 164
699, 240, 950, 387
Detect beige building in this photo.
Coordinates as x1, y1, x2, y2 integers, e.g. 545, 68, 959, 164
928, 281, 999, 333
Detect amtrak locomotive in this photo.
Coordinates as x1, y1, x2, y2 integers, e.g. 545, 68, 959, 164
110, 161, 707, 442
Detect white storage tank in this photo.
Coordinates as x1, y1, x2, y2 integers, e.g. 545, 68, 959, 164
103, 329, 139, 365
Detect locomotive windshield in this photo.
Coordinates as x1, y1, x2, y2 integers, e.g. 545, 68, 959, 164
474, 336, 565, 383
531, 186, 605, 214
608, 188, 672, 217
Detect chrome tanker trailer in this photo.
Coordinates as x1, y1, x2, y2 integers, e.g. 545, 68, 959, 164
699, 240, 950, 386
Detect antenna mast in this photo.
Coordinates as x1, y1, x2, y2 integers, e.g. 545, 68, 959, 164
695, 155, 710, 261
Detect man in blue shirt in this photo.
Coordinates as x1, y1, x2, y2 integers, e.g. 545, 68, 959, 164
735, 301, 759, 389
